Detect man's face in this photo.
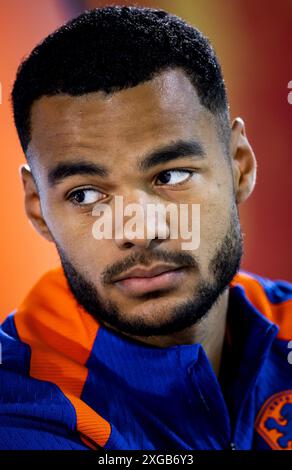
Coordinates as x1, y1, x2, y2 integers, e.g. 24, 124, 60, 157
26, 68, 243, 337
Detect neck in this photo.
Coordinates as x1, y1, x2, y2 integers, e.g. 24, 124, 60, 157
107, 288, 230, 377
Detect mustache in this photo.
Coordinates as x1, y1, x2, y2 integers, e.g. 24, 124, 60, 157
101, 249, 198, 285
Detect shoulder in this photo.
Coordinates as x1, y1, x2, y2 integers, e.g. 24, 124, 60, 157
231, 270, 292, 341
0, 312, 87, 450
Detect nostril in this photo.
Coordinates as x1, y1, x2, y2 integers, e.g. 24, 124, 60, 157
123, 241, 134, 249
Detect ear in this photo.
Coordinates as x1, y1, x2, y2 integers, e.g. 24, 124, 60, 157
229, 117, 257, 204
19, 163, 54, 242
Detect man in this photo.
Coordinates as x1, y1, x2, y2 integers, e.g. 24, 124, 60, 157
0, 5, 291, 450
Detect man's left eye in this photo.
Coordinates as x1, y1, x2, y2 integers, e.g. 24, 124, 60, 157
68, 188, 103, 205
156, 169, 194, 186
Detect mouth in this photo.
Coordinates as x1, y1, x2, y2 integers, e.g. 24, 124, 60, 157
112, 265, 189, 296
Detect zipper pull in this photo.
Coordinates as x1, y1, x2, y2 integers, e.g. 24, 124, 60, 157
228, 441, 237, 450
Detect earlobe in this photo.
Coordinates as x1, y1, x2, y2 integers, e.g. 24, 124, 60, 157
230, 117, 257, 204
19, 163, 54, 242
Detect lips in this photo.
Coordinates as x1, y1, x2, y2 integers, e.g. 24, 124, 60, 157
112, 264, 183, 282
112, 264, 188, 296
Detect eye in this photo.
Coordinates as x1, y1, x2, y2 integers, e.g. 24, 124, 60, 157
155, 169, 194, 186
67, 188, 104, 206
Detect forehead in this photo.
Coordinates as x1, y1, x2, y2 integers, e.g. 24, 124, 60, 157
28, 68, 217, 164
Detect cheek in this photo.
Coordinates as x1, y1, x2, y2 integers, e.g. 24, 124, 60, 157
44, 204, 109, 269
197, 183, 233, 253
45, 200, 94, 242
61, 235, 111, 288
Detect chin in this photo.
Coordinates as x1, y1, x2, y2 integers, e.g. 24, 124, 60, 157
121, 297, 182, 320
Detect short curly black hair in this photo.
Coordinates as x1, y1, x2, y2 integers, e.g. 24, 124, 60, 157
11, 5, 231, 157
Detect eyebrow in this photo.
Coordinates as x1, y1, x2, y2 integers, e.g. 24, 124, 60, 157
47, 138, 206, 187
48, 161, 109, 186
137, 138, 206, 171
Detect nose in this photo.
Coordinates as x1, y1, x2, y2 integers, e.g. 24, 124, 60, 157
112, 192, 170, 250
